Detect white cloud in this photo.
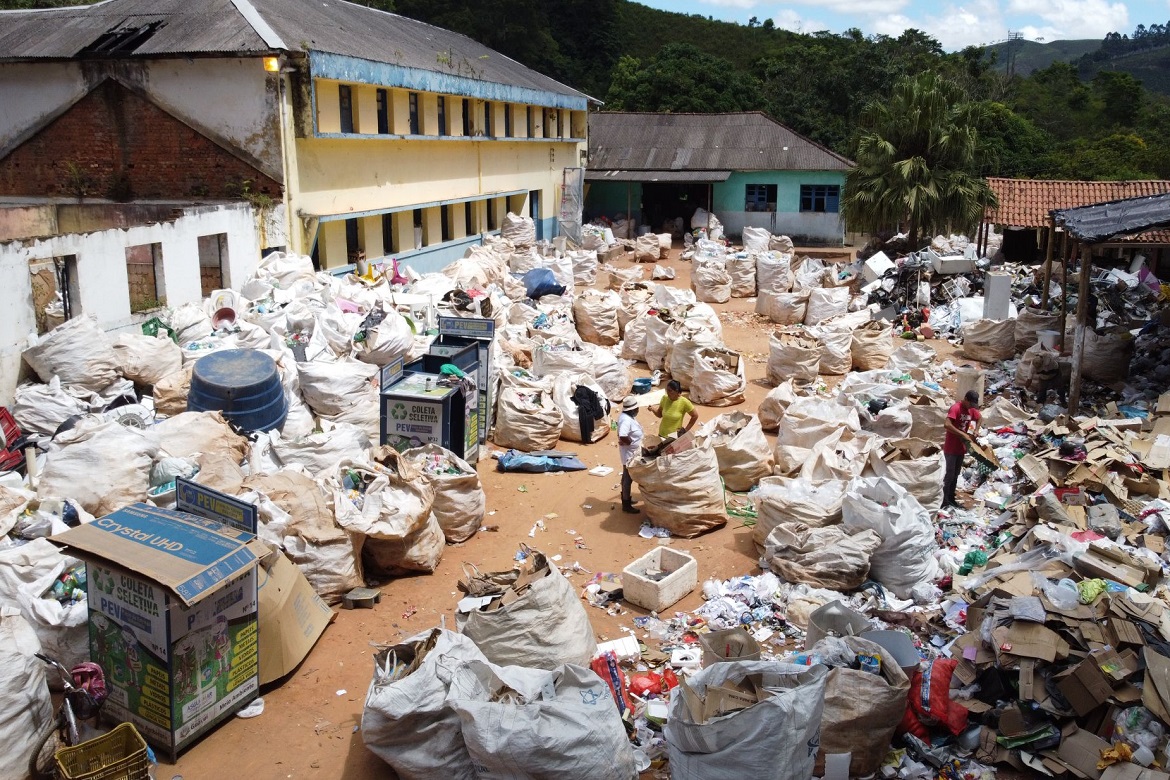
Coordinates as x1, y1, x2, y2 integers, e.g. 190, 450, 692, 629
694, 0, 762, 8
683, 0, 1134, 48
785, 0, 910, 12
864, 0, 1020, 50
770, 9, 832, 32
1005, 0, 1128, 38
869, 12, 917, 37
784, 0, 1005, 48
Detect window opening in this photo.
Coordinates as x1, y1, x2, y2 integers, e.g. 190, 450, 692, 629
408, 92, 420, 135
382, 213, 394, 255
125, 243, 164, 312
745, 184, 778, 212
197, 233, 229, 296
376, 89, 389, 134
339, 85, 354, 133
800, 185, 840, 213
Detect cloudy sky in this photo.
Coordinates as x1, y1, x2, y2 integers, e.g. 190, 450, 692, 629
637, 0, 1169, 51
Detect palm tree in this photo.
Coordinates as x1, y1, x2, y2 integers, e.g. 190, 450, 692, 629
842, 72, 996, 249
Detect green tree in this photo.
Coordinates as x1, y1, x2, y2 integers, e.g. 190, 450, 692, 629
1011, 62, 1097, 140
600, 43, 764, 113
1056, 133, 1154, 179
1091, 70, 1143, 127
973, 101, 1055, 177
603, 55, 643, 111
843, 72, 995, 248
1134, 102, 1170, 178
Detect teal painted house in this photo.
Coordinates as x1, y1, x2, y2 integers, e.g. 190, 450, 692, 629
586, 112, 852, 245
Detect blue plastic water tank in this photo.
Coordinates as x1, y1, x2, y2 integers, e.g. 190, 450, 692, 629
187, 349, 287, 433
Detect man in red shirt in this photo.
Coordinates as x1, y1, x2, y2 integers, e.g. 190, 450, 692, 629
942, 390, 981, 509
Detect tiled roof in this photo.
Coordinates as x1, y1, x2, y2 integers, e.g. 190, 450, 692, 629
986, 178, 1170, 226
986, 178, 1170, 243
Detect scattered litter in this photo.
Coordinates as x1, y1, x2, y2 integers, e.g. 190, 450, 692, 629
236, 698, 265, 719
10, 207, 1170, 780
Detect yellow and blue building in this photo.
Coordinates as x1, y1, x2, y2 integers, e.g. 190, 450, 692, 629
586, 111, 851, 245
0, 0, 596, 273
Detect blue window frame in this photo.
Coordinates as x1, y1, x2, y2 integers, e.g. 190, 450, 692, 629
800, 185, 840, 213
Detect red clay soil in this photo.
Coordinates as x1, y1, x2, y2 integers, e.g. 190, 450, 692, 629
160, 245, 996, 780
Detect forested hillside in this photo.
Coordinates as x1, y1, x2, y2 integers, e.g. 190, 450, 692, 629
2, 0, 1169, 180
370, 0, 1170, 181
983, 39, 1100, 76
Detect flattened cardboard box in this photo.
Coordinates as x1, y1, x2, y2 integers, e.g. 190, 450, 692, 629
991, 622, 1064, 663
256, 549, 332, 684
51, 503, 261, 758
1142, 648, 1170, 724
1054, 725, 1110, 780
1101, 765, 1170, 780
1018, 659, 1036, 700
1073, 542, 1162, 590
1017, 453, 1050, 486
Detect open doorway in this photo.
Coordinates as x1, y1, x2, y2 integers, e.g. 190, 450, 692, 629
642, 183, 710, 235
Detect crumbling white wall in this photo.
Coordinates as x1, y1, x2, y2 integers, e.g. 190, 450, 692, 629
0, 204, 267, 405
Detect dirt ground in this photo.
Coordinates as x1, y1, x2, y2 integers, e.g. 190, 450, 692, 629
161, 244, 977, 780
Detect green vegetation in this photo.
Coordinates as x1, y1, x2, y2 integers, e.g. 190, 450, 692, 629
3, 0, 1168, 183
843, 73, 995, 247
604, 44, 765, 113
383, 1, 1170, 181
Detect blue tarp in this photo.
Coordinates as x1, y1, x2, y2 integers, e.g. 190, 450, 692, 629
521, 268, 566, 299
497, 450, 587, 473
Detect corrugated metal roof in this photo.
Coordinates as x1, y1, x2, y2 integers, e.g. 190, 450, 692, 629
0, 0, 590, 101
249, 0, 590, 101
985, 177, 1170, 227
587, 112, 853, 173
0, 0, 266, 57
1053, 193, 1170, 244
584, 170, 731, 183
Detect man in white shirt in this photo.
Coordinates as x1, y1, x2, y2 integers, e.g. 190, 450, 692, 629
618, 396, 643, 514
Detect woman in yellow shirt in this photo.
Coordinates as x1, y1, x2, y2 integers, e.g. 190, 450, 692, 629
652, 380, 699, 438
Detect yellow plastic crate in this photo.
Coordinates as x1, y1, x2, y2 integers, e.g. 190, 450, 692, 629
54, 722, 149, 780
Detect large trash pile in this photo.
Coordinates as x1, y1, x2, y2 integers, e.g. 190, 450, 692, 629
6, 203, 1170, 778
544, 226, 1170, 779
0, 209, 721, 673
